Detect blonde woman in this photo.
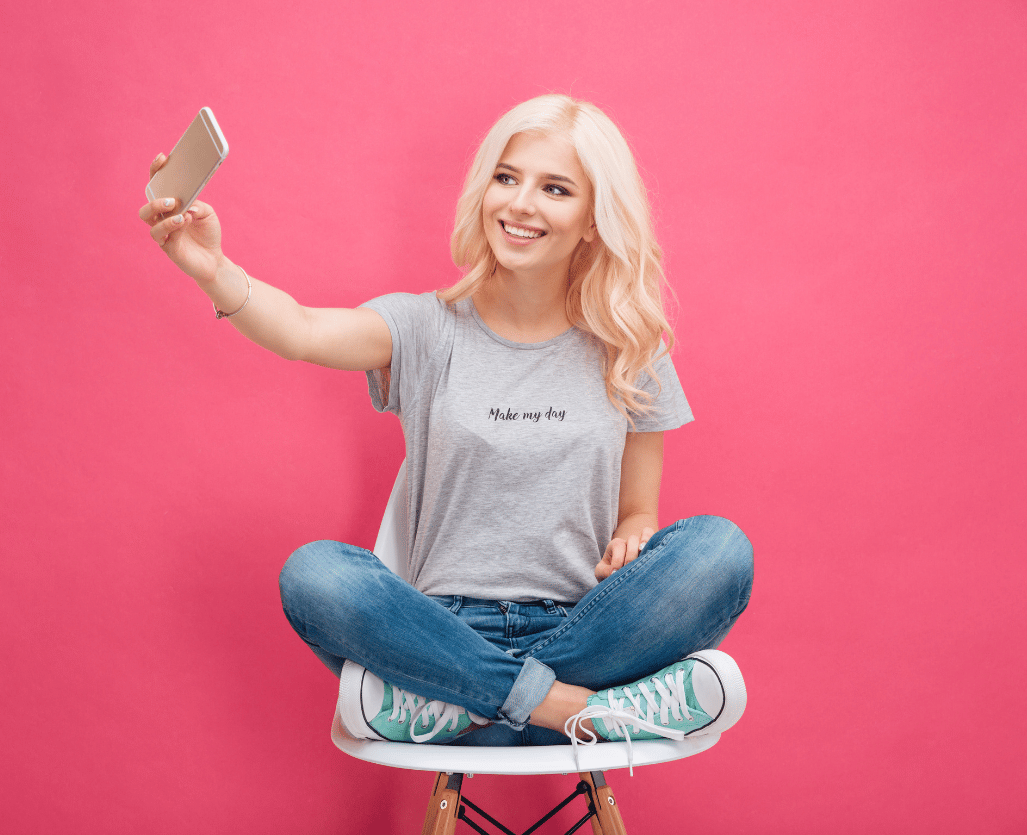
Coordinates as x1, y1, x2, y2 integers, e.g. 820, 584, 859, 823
140, 95, 753, 751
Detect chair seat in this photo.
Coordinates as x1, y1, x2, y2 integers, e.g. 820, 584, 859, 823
333, 727, 720, 776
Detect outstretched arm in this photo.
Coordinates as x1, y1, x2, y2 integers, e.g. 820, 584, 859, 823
139, 153, 391, 372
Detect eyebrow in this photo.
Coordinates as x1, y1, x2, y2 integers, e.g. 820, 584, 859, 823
496, 163, 579, 188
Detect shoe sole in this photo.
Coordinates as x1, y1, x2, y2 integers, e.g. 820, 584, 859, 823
337, 660, 381, 741
687, 649, 747, 735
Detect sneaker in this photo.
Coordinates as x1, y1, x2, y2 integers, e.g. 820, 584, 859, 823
336, 660, 488, 744
565, 650, 746, 772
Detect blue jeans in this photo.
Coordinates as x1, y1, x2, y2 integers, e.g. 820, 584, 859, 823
279, 515, 753, 745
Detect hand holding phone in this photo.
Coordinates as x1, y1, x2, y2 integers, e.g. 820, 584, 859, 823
146, 107, 228, 216
141, 108, 230, 282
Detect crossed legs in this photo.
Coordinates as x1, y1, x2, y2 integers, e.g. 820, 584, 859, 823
279, 515, 753, 740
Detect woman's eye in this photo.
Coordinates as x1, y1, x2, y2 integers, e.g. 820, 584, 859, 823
544, 184, 570, 196
494, 173, 516, 185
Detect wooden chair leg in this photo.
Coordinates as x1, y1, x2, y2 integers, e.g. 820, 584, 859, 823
421, 772, 464, 835
581, 771, 627, 835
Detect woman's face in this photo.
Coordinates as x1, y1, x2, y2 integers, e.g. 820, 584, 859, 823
482, 132, 596, 282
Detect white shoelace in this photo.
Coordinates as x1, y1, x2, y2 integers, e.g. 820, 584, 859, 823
389, 686, 464, 743
564, 667, 691, 775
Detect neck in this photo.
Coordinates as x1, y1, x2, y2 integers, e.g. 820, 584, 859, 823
473, 265, 573, 343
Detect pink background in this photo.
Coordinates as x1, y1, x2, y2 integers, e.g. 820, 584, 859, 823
2, 1, 1025, 832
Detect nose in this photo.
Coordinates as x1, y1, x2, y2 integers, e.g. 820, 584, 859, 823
509, 184, 536, 216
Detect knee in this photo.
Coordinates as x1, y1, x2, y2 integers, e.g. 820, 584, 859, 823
705, 516, 753, 590
663, 515, 754, 594
279, 541, 320, 614
708, 515, 753, 581
279, 539, 356, 616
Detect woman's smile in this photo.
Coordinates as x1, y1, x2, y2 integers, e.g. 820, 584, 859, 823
499, 219, 547, 241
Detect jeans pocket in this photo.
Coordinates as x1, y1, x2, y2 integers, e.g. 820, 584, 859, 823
428, 594, 463, 614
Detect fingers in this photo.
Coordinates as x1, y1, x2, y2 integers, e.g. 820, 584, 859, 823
140, 197, 207, 225
620, 530, 652, 565
148, 207, 195, 247
609, 538, 628, 571
185, 200, 211, 221
141, 153, 176, 226
139, 196, 177, 223
595, 527, 658, 581
595, 539, 626, 582
639, 526, 655, 552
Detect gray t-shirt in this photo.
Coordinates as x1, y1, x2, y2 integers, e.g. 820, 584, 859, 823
362, 292, 693, 603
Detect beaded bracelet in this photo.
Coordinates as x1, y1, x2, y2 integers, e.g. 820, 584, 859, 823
214, 266, 252, 319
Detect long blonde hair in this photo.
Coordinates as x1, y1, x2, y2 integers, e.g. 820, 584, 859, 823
440, 94, 674, 422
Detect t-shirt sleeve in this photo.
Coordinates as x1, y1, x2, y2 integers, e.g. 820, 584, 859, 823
360, 292, 448, 416
629, 344, 695, 432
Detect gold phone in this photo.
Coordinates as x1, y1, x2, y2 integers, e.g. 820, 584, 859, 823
146, 107, 228, 214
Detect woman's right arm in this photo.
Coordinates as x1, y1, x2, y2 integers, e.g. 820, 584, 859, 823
138, 153, 392, 372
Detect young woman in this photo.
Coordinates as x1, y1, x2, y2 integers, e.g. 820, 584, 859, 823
140, 94, 753, 755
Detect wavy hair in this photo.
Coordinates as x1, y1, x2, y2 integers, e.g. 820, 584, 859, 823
439, 94, 674, 423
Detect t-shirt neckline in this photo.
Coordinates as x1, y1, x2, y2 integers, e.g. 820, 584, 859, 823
465, 298, 578, 350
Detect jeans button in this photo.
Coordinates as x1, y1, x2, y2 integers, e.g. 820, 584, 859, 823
499, 602, 509, 614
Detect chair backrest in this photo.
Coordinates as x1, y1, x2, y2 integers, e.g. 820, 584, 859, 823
373, 459, 409, 580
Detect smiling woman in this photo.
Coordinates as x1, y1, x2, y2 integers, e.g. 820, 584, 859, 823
139, 92, 753, 754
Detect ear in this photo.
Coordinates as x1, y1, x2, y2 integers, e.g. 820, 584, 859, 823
583, 219, 597, 243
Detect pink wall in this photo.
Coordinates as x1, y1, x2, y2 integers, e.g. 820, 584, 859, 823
2, 1, 1025, 832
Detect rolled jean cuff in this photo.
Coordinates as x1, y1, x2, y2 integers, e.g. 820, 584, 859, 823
495, 657, 556, 730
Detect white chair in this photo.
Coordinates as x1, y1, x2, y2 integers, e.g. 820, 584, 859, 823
332, 461, 722, 834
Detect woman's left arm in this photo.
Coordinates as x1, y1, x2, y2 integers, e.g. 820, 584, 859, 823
595, 431, 664, 581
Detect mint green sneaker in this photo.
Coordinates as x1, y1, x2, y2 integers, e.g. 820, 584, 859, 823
566, 650, 746, 767
336, 660, 488, 743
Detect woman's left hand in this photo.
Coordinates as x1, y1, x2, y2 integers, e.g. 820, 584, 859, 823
595, 526, 655, 581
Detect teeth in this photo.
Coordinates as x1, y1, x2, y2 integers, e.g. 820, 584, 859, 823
502, 222, 544, 239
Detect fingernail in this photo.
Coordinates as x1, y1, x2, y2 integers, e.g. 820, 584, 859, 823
163, 198, 174, 207
172, 215, 183, 224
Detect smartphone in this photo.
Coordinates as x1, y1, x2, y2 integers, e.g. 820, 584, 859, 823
146, 107, 228, 214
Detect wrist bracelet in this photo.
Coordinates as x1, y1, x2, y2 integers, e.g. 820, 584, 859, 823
214, 266, 252, 319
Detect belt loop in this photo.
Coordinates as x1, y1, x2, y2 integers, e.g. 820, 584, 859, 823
543, 599, 558, 614
449, 595, 463, 614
